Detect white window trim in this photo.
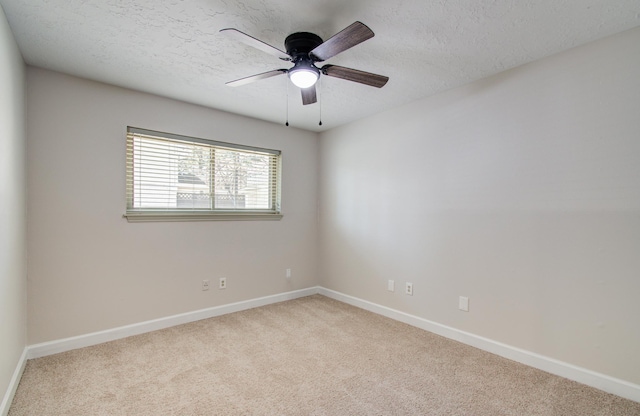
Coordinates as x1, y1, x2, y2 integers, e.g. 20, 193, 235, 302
123, 211, 283, 222
124, 127, 282, 222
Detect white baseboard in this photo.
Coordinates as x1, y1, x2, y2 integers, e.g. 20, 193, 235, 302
0, 347, 28, 416
318, 287, 640, 403
18, 286, 640, 405
27, 287, 319, 359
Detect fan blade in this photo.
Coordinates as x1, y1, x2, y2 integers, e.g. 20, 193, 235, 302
301, 85, 317, 105
321, 65, 389, 88
226, 69, 287, 87
310, 21, 374, 62
220, 28, 290, 61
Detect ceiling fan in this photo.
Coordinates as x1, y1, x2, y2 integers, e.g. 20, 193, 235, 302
220, 21, 389, 106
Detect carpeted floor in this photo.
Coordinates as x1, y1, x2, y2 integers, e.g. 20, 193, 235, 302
9, 295, 640, 415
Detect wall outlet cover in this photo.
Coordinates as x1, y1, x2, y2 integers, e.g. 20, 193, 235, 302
405, 282, 413, 296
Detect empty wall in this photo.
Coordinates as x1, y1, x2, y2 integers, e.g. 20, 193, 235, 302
26, 68, 318, 344
319, 27, 640, 384
0, 4, 26, 409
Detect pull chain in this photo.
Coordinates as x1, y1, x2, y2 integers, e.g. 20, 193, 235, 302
318, 77, 323, 126
285, 77, 289, 127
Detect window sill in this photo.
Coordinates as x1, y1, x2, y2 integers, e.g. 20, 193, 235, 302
123, 211, 283, 222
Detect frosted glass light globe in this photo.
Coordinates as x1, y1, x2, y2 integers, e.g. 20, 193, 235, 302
289, 68, 319, 89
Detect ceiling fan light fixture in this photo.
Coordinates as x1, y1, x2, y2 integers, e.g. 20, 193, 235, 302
222, 22, 388, 109
288, 63, 319, 88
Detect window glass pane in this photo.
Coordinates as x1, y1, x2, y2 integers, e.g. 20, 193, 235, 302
176, 143, 212, 209
214, 149, 272, 210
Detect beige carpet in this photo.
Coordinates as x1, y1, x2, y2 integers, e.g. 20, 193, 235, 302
9, 295, 640, 415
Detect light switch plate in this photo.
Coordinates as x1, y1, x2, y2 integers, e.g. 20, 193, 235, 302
459, 296, 469, 312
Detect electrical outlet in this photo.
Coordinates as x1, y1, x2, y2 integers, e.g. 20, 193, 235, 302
202, 279, 210, 291
459, 296, 469, 312
219, 277, 227, 289
388, 280, 395, 292
286, 268, 292, 278
405, 282, 413, 296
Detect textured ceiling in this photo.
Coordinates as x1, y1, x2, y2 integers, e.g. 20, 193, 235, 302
2, 0, 640, 132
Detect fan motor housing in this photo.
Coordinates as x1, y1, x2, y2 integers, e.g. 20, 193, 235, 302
284, 32, 323, 58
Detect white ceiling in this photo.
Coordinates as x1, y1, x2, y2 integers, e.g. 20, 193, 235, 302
2, 0, 639, 132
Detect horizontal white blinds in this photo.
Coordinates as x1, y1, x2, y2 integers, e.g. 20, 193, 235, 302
126, 127, 281, 214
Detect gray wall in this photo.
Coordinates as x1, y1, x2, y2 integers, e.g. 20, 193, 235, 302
26, 68, 318, 344
0, 4, 26, 407
319, 27, 640, 384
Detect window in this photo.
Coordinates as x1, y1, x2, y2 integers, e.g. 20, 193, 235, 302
125, 127, 282, 222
